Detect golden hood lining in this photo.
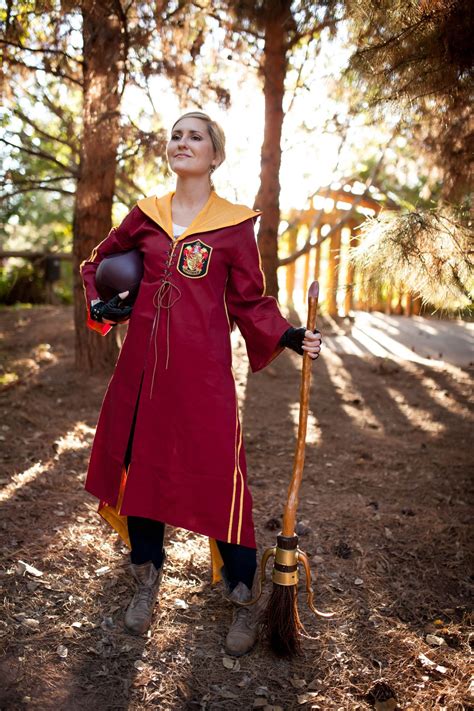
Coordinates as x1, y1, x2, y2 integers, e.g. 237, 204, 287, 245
137, 190, 262, 242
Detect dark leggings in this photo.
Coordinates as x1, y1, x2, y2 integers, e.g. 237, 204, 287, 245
128, 515, 257, 591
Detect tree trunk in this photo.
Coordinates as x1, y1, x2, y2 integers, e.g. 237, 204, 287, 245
253, 1, 291, 299
73, 2, 123, 372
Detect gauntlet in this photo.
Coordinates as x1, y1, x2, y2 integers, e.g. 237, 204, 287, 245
279, 327, 321, 356
90, 294, 133, 324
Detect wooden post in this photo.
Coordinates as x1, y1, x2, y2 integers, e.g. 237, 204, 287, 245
285, 226, 298, 307
412, 295, 422, 315
303, 249, 311, 298
394, 291, 403, 315
385, 286, 393, 314
343, 220, 358, 316
327, 225, 342, 316
313, 227, 321, 281
405, 292, 413, 316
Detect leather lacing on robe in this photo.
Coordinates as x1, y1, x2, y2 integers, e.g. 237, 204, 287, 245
149, 279, 182, 397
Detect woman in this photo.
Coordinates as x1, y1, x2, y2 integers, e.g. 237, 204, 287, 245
80, 110, 322, 656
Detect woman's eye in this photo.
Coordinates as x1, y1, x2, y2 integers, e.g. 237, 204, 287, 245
171, 134, 201, 141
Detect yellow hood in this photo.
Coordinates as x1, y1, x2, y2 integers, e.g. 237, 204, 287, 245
137, 190, 262, 242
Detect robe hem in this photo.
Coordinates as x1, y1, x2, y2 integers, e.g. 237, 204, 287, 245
85, 488, 257, 551
119, 504, 257, 551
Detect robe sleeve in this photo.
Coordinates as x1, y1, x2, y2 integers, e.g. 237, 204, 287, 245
79, 206, 146, 336
225, 218, 293, 373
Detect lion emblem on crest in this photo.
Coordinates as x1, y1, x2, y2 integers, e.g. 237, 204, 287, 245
177, 239, 212, 278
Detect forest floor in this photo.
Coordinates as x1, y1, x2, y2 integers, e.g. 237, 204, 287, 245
0, 305, 472, 711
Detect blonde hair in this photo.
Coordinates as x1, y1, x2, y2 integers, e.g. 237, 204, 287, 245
171, 111, 226, 189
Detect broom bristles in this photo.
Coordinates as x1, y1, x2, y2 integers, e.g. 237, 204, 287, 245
260, 583, 306, 657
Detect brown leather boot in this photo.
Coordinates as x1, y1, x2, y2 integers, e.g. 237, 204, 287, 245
124, 554, 166, 635
224, 580, 259, 656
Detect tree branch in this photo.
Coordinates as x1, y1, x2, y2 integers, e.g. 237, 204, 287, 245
116, 169, 148, 198
11, 108, 79, 152
0, 137, 78, 176
6, 56, 83, 86
3, 175, 73, 187
286, 17, 345, 50
285, 38, 312, 115
113, 0, 130, 98
0, 38, 83, 64
1, 185, 75, 200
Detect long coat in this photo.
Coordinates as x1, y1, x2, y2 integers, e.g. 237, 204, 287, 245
80, 190, 292, 582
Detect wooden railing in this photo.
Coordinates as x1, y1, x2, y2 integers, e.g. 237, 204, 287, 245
279, 211, 420, 317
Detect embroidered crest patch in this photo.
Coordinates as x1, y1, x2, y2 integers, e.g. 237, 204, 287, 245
177, 239, 212, 279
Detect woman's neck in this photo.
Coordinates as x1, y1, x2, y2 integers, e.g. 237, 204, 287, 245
172, 176, 212, 211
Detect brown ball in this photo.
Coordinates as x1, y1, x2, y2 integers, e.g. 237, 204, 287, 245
95, 250, 143, 303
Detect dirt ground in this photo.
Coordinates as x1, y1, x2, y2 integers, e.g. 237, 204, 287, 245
0, 305, 472, 711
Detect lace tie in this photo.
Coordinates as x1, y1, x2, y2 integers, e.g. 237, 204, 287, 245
149, 280, 182, 398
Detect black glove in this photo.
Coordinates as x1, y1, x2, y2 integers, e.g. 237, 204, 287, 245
90, 294, 133, 324
279, 326, 321, 356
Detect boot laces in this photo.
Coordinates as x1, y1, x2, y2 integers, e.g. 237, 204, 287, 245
132, 581, 156, 609
233, 605, 252, 631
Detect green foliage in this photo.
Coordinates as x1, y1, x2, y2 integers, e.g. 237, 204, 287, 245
351, 207, 474, 312
345, 0, 473, 203
0, 260, 46, 304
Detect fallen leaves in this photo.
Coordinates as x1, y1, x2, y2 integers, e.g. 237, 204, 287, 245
365, 680, 398, 711
425, 633, 446, 646
374, 699, 397, 711
295, 520, 312, 536
16, 560, 43, 577
173, 598, 188, 610
418, 652, 448, 675
297, 691, 320, 705
21, 618, 40, 630
56, 645, 68, 659
94, 565, 110, 576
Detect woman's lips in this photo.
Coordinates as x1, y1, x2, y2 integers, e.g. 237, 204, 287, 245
175, 154, 191, 158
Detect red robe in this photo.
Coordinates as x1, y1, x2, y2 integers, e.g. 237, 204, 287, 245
80, 190, 292, 582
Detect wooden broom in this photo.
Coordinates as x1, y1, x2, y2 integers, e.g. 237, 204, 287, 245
259, 280, 333, 656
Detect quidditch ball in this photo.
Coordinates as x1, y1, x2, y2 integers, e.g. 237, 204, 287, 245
95, 249, 144, 303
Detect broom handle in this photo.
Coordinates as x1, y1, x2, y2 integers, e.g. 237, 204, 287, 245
282, 281, 319, 537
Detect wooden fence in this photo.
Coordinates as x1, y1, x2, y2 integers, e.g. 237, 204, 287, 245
280, 184, 421, 317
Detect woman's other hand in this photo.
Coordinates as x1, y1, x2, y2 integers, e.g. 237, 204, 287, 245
279, 326, 322, 359
302, 329, 322, 359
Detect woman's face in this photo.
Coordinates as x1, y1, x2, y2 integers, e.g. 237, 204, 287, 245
166, 117, 216, 179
